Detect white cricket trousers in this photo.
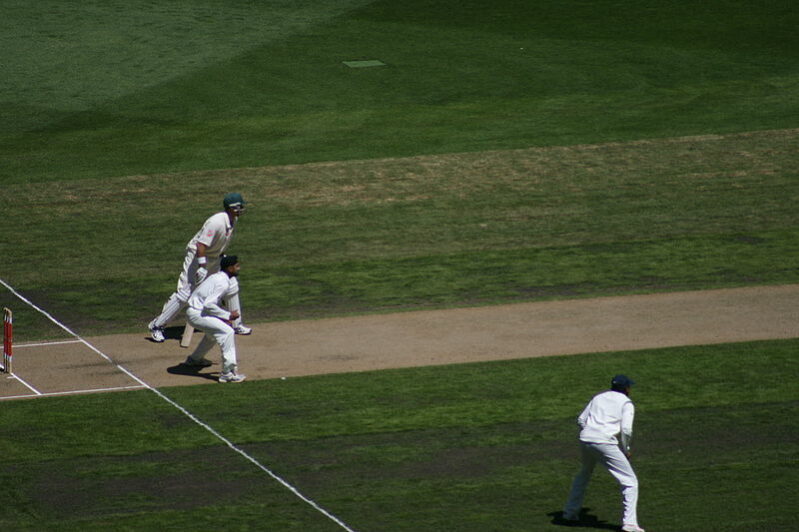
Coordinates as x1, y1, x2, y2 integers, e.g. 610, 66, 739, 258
564, 442, 639, 528
185, 308, 238, 374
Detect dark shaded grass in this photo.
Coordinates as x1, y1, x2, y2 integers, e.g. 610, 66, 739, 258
1, 340, 796, 530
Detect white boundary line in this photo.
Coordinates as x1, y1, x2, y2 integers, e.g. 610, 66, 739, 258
0, 278, 357, 532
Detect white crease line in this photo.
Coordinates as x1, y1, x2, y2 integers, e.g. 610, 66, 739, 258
0, 384, 146, 401
6, 372, 41, 395
15, 339, 84, 348
0, 277, 357, 532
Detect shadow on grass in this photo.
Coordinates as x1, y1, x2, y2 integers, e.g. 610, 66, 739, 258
549, 509, 618, 530
154, 325, 220, 381
166, 363, 219, 382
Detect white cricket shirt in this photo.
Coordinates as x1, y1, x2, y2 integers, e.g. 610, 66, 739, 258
577, 390, 635, 448
187, 271, 234, 320
187, 212, 235, 258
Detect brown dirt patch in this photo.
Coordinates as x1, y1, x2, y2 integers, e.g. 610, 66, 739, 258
2, 284, 797, 399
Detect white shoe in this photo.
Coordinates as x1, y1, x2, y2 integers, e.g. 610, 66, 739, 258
219, 371, 246, 383
148, 320, 165, 343
183, 356, 213, 368
234, 325, 252, 335
622, 525, 645, 532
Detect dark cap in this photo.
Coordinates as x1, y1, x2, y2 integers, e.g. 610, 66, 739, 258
611, 374, 635, 389
223, 193, 246, 210
220, 255, 239, 270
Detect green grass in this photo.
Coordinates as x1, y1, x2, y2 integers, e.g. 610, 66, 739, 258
2, 0, 797, 335
1, 129, 797, 337
2, 2, 798, 530
2, 0, 798, 336
2, 0, 798, 183
1, 340, 797, 531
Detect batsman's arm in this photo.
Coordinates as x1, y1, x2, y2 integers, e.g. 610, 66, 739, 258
196, 243, 209, 263
192, 243, 210, 282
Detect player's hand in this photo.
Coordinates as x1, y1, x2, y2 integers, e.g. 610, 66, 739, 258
195, 267, 208, 283
229, 310, 241, 321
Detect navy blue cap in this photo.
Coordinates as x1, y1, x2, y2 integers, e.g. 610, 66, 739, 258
611, 374, 635, 388
220, 255, 239, 270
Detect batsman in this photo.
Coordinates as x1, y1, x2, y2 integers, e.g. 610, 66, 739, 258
148, 193, 252, 343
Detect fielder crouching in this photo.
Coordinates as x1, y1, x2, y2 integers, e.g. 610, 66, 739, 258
183, 255, 246, 383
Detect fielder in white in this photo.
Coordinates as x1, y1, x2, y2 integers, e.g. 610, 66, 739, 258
182, 255, 247, 383
148, 193, 251, 342
563, 375, 644, 532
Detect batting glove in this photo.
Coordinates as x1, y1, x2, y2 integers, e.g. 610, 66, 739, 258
195, 267, 208, 284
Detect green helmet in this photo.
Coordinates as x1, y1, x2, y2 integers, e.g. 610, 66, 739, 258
223, 193, 246, 212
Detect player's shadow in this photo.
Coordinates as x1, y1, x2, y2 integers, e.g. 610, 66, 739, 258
548, 509, 618, 530
145, 325, 187, 343
167, 363, 219, 382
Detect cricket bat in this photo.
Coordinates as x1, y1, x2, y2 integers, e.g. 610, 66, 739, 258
180, 322, 194, 348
